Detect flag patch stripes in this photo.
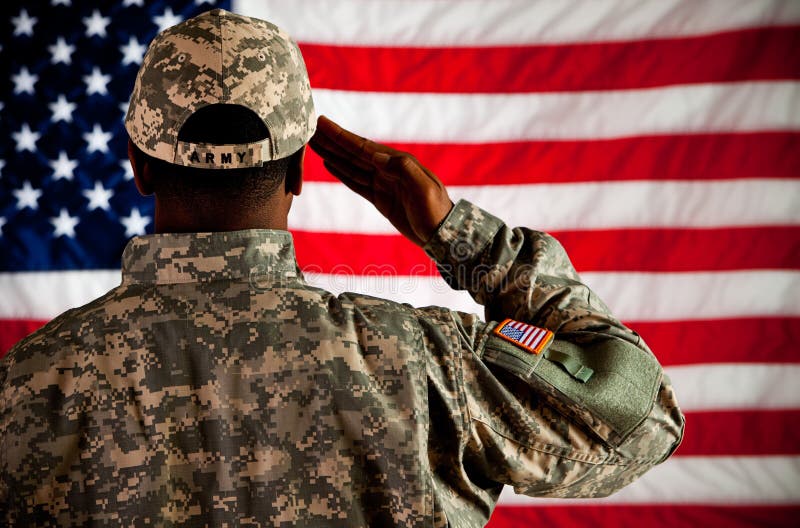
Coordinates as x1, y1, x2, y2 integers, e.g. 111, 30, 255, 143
493, 319, 554, 355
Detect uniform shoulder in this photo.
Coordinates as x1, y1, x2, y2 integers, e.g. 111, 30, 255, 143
337, 290, 461, 324
3, 283, 125, 370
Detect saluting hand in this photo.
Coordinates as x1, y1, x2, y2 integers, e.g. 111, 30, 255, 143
309, 116, 453, 247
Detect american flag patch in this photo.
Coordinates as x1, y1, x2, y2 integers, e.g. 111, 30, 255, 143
493, 319, 554, 355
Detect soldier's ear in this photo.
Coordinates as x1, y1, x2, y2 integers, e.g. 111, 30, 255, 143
128, 139, 154, 196
285, 145, 305, 196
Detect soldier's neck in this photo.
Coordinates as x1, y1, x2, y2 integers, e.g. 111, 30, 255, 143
153, 195, 291, 233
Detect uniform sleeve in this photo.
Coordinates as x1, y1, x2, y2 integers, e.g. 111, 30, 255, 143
422, 199, 685, 498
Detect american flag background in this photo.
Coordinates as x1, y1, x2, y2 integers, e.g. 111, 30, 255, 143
1, 0, 799, 526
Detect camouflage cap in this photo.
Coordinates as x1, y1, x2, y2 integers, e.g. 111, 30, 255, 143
125, 9, 316, 169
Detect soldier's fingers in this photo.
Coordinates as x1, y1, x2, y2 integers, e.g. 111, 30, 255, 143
309, 133, 374, 172
371, 151, 429, 184
315, 115, 392, 161
323, 160, 375, 202
322, 154, 376, 187
316, 148, 375, 187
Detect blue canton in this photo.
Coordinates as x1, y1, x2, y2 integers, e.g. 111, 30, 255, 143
0, 0, 231, 272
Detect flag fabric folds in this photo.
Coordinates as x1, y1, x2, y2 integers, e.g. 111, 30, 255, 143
1, 1, 799, 526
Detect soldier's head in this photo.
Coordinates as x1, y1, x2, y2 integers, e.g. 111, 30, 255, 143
125, 9, 315, 231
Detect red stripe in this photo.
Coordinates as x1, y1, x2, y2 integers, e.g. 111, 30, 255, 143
678, 410, 800, 456
304, 133, 800, 184
4, 317, 798, 366
522, 328, 541, 347
0, 319, 44, 357
292, 227, 800, 274
555, 227, 800, 273
301, 27, 800, 93
488, 505, 800, 528
629, 318, 800, 366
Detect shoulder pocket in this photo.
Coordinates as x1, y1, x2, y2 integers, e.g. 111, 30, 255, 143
482, 331, 662, 446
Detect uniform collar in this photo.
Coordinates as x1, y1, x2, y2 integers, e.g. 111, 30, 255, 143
121, 229, 303, 285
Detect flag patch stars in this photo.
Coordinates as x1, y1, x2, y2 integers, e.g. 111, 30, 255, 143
493, 319, 554, 355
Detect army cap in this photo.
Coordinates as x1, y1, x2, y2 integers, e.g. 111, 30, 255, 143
125, 9, 316, 169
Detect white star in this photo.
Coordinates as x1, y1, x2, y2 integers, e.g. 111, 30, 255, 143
119, 100, 130, 118
13, 123, 41, 152
52, 0, 71, 5
50, 208, 79, 238
0, 217, 6, 236
49, 95, 77, 123
12, 9, 37, 37
121, 208, 151, 237
0, 160, 5, 177
12, 66, 38, 95
83, 124, 112, 154
195, 0, 216, 4
48, 37, 75, 65
119, 159, 134, 180
153, 8, 182, 33
123, 0, 145, 6
83, 9, 110, 38
83, 67, 111, 96
49, 151, 78, 180
83, 181, 114, 211
13, 181, 42, 210
120, 36, 147, 66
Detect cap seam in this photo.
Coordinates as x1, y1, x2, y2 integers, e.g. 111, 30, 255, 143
218, 10, 226, 101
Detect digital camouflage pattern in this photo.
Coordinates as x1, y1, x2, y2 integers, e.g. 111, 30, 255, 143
125, 9, 316, 168
0, 200, 684, 526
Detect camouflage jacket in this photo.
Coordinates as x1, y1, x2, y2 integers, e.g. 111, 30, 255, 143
0, 200, 684, 527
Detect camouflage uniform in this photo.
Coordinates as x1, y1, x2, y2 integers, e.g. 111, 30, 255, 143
0, 200, 684, 526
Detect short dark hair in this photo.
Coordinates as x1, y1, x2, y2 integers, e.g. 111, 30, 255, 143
137, 104, 292, 203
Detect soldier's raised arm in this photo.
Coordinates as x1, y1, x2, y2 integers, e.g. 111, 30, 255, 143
310, 116, 684, 500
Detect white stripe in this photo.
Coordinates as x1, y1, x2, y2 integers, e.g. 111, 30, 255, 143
516, 325, 535, 344
498, 456, 800, 505
528, 330, 547, 349
313, 82, 800, 143
235, 0, 800, 46
581, 270, 800, 322
668, 363, 800, 411
0, 270, 121, 320
1, 269, 798, 322
305, 270, 800, 322
291, 180, 800, 232
521, 327, 539, 346
523, 328, 543, 347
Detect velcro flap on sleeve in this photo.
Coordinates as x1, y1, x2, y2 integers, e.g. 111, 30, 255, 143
482, 332, 662, 446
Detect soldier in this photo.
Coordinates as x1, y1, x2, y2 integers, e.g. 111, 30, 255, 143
0, 9, 684, 527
